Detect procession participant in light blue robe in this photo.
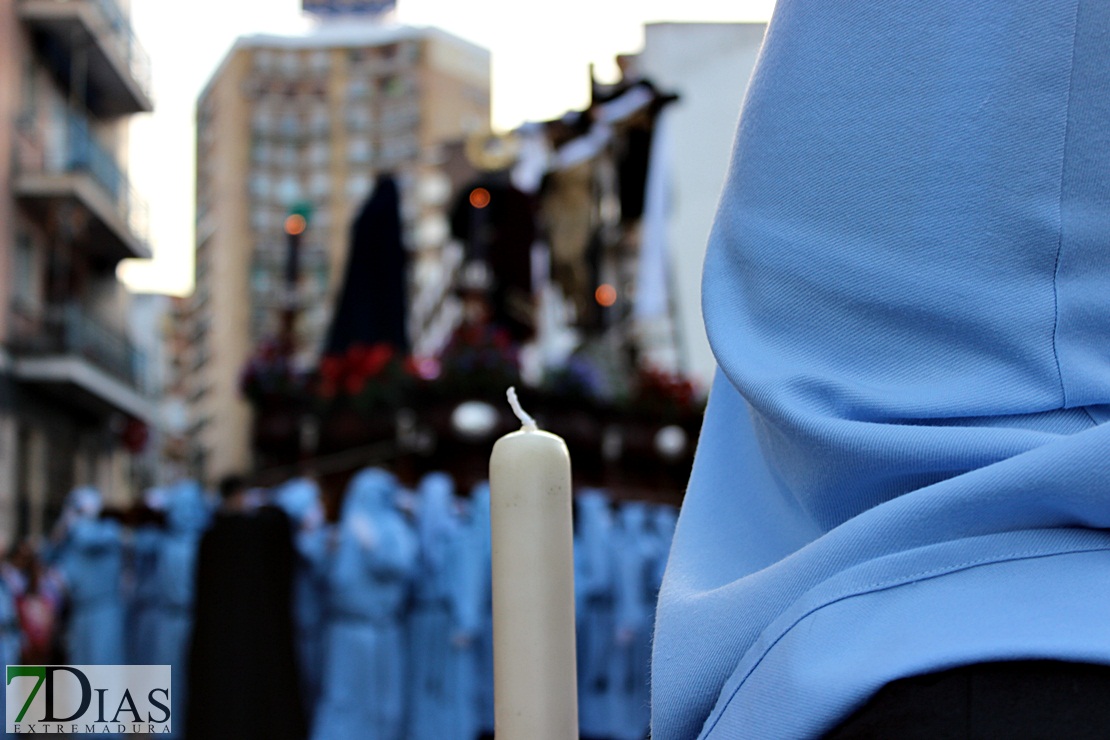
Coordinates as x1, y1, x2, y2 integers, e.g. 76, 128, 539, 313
644, 503, 677, 697
466, 482, 495, 737
150, 480, 208, 737
652, 1, 1110, 737
274, 477, 329, 719
608, 502, 654, 740
573, 489, 616, 740
639, 504, 677, 716
648, 505, 677, 599
127, 487, 167, 665
406, 472, 478, 740
53, 487, 125, 665
0, 565, 22, 669
447, 493, 483, 740
312, 468, 417, 740
0, 559, 23, 740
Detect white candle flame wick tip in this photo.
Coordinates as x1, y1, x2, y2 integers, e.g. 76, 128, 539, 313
506, 387, 538, 431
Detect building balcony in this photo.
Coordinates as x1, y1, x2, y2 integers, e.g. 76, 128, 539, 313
188, 347, 210, 374
14, 113, 151, 265
18, 0, 153, 116
188, 315, 210, 345
7, 301, 156, 423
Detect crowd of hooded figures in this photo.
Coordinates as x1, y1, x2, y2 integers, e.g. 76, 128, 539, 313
0, 467, 677, 740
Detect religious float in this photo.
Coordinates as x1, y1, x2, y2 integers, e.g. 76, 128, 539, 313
241, 73, 704, 511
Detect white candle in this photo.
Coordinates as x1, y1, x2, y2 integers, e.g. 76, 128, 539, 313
489, 388, 579, 740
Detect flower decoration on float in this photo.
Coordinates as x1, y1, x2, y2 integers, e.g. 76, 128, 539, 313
316, 342, 411, 412
239, 339, 311, 403
626, 367, 701, 421
434, 323, 521, 399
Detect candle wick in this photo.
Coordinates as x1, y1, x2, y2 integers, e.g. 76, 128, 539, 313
506, 387, 538, 431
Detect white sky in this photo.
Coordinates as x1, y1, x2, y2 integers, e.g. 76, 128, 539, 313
118, 0, 775, 295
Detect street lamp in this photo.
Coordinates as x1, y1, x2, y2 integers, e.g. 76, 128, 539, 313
279, 202, 312, 358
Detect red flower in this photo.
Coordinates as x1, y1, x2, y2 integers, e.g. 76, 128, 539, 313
491, 329, 511, 350
347, 344, 370, 373
258, 340, 280, 362
364, 344, 395, 377
320, 356, 344, 382
345, 373, 367, 396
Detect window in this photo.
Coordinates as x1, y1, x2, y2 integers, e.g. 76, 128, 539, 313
252, 107, 274, 135
401, 40, 422, 64
251, 140, 272, 165
348, 137, 372, 164
306, 141, 330, 168
310, 105, 330, 136
250, 172, 271, 199
380, 104, 414, 131
277, 145, 298, 169
381, 74, 415, 99
309, 171, 331, 197
20, 55, 38, 114
13, 232, 39, 308
276, 174, 302, 205
279, 110, 300, 138
280, 50, 301, 77
379, 135, 418, 165
346, 173, 373, 200
311, 265, 330, 296
254, 49, 275, 72
251, 265, 272, 294
252, 206, 277, 232
346, 105, 373, 132
310, 50, 331, 73
347, 75, 371, 101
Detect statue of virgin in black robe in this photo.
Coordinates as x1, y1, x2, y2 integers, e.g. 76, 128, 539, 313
186, 480, 307, 740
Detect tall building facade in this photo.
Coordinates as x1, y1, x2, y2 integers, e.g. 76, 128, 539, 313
185, 24, 489, 483
0, 0, 155, 540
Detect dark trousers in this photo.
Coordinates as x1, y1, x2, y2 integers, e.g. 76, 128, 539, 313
826, 660, 1110, 739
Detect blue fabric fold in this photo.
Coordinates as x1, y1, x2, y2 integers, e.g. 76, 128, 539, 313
652, 0, 1110, 736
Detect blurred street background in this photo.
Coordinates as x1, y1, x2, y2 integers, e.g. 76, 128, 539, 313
0, 0, 771, 736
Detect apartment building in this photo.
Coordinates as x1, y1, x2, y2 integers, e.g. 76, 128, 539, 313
185, 23, 489, 482
0, 0, 155, 539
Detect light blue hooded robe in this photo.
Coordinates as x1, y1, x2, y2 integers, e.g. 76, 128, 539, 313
0, 573, 23, 740
573, 489, 616, 739
649, 505, 677, 595
54, 487, 125, 666
275, 477, 330, 719
406, 472, 479, 740
150, 480, 209, 737
447, 493, 484, 740
312, 468, 417, 740
0, 575, 21, 667
609, 502, 654, 740
466, 482, 495, 735
652, 1, 1110, 737
127, 489, 167, 665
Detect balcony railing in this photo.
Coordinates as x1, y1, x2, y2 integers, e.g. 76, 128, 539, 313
87, 0, 152, 97
8, 300, 149, 396
19, 0, 152, 113
15, 111, 150, 256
